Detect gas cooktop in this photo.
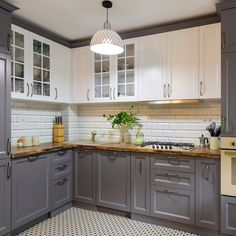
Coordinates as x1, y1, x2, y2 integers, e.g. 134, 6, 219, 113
141, 141, 195, 151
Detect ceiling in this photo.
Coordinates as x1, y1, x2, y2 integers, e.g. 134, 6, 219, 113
7, 0, 222, 42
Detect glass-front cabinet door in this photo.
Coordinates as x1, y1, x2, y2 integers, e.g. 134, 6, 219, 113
11, 25, 30, 99
32, 38, 51, 98
115, 38, 138, 101
93, 53, 111, 100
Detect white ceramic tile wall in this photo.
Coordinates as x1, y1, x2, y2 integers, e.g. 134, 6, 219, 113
76, 100, 221, 145
11, 100, 221, 146
11, 101, 80, 146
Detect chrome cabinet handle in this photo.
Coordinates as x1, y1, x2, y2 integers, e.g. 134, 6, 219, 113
200, 81, 203, 96
221, 32, 225, 50
204, 164, 209, 181
139, 160, 142, 175
31, 84, 33, 97
7, 162, 11, 179
167, 84, 170, 98
55, 87, 58, 100
163, 84, 166, 98
27, 156, 39, 162
56, 177, 68, 185
87, 89, 90, 101
167, 157, 181, 166
56, 164, 68, 171
113, 88, 116, 100
7, 138, 11, 156
163, 189, 178, 194
56, 150, 67, 156
110, 88, 112, 100
26, 83, 30, 97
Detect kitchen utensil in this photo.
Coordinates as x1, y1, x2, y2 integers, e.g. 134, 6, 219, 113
210, 137, 219, 150
199, 134, 209, 148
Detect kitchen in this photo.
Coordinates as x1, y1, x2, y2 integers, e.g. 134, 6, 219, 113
0, 0, 235, 235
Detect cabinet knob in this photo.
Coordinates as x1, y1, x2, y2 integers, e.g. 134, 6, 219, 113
232, 142, 235, 147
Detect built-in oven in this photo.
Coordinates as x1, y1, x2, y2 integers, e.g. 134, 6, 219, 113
221, 137, 236, 196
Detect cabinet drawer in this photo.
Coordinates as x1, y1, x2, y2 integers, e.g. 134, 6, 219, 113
151, 186, 194, 225
51, 150, 72, 164
151, 155, 195, 173
52, 161, 72, 179
151, 169, 195, 190
51, 175, 72, 210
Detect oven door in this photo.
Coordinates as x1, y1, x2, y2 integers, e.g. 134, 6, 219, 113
221, 150, 236, 196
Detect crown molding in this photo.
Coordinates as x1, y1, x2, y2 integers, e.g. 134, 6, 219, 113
216, 0, 236, 14
0, 0, 18, 12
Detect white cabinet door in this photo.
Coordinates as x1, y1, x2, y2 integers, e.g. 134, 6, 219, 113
51, 43, 72, 103
199, 23, 221, 99
11, 24, 31, 100
113, 38, 139, 102
139, 33, 167, 101
167, 27, 199, 100
72, 46, 93, 103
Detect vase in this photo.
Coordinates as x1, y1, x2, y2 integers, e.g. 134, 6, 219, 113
118, 124, 130, 144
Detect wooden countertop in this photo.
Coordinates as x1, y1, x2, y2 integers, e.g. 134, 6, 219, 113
11, 140, 221, 159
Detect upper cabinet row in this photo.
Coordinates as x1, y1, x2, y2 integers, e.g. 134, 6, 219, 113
11, 24, 72, 103
73, 23, 221, 103
11, 23, 221, 104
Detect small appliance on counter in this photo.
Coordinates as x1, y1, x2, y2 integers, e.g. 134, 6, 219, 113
53, 116, 65, 143
199, 134, 209, 148
17, 136, 40, 147
206, 122, 221, 150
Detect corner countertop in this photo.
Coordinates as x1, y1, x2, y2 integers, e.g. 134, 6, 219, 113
11, 140, 221, 159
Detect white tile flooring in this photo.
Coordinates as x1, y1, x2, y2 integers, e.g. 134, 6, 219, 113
18, 207, 198, 236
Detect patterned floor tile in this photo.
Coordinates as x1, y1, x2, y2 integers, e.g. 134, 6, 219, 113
18, 207, 198, 236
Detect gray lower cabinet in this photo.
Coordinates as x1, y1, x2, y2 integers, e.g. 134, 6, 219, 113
0, 159, 11, 236
12, 154, 51, 230
51, 175, 72, 210
196, 158, 220, 231
151, 185, 194, 225
221, 196, 236, 235
96, 151, 131, 212
73, 149, 96, 204
131, 153, 150, 216
221, 52, 236, 136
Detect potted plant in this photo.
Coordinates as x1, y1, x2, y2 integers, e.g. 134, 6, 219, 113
103, 107, 140, 144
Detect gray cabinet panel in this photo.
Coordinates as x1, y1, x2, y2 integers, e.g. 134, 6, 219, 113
221, 196, 236, 235
131, 153, 150, 216
12, 155, 51, 229
96, 151, 131, 212
0, 52, 11, 160
0, 159, 11, 236
151, 185, 194, 225
0, 8, 11, 54
151, 155, 195, 173
51, 150, 72, 164
221, 52, 236, 136
51, 175, 72, 210
221, 8, 236, 53
151, 169, 195, 190
73, 149, 96, 204
52, 160, 72, 179
196, 158, 220, 231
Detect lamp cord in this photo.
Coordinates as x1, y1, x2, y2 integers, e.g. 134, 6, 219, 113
106, 8, 109, 22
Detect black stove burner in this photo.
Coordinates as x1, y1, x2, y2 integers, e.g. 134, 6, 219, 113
141, 141, 195, 150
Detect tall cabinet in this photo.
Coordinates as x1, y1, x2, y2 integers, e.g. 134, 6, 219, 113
0, 2, 17, 236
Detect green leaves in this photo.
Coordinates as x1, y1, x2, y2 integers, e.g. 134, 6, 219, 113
104, 107, 140, 129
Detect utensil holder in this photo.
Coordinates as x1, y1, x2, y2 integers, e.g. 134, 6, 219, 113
53, 125, 64, 143
210, 137, 219, 150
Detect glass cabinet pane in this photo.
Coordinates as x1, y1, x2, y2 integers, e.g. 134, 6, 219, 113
95, 74, 101, 86
118, 58, 125, 71
15, 48, 24, 63
33, 82, 42, 95
43, 43, 50, 56
102, 73, 109, 85
33, 54, 41, 67
43, 84, 50, 96
95, 86, 101, 98
15, 63, 24, 78
95, 61, 101, 73
33, 68, 42, 81
102, 60, 109, 73
127, 71, 134, 83
102, 86, 109, 97
126, 57, 134, 70
126, 84, 134, 96
15, 79, 24, 93
94, 53, 101, 61
118, 71, 125, 83
43, 57, 50, 70
15, 32, 24, 48
118, 85, 125, 97
33, 40, 42, 54
43, 70, 50, 82
126, 44, 134, 57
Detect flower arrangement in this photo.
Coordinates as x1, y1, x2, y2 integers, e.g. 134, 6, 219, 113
103, 106, 140, 143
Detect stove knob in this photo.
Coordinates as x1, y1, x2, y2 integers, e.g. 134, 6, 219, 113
156, 145, 159, 149
165, 146, 168, 149
152, 145, 155, 149
169, 146, 172, 150
161, 146, 164, 149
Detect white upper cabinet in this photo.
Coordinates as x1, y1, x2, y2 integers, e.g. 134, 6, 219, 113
72, 46, 93, 103
138, 33, 167, 101
166, 27, 199, 100
199, 23, 221, 99
11, 25, 30, 100
113, 38, 139, 101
